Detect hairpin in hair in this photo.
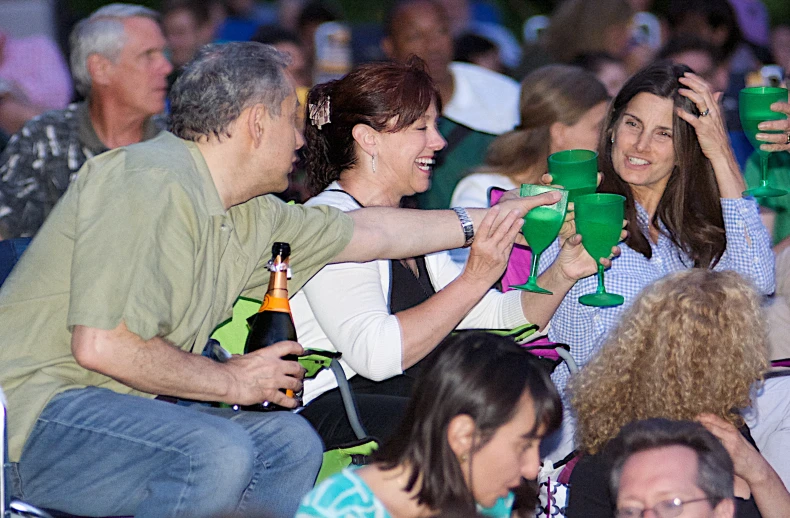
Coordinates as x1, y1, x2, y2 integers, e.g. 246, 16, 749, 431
308, 95, 331, 129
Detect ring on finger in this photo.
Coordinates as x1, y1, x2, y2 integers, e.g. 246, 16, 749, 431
699, 108, 710, 117
786, 133, 790, 145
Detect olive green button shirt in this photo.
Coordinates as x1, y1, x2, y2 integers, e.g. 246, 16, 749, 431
0, 132, 353, 461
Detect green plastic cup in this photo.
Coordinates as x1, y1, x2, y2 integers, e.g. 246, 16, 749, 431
740, 86, 788, 198
510, 184, 569, 294
575, 193, 625, 307
547, 149, 599, 203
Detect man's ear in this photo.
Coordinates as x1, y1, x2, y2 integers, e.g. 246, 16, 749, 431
351, 123, 379, 157
447, 414, 476, 459
249, 104, 269, 147
381, 37, 395, 59
87, 54, 113, 87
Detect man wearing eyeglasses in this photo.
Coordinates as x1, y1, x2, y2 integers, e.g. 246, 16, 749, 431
609, 418, 736, 518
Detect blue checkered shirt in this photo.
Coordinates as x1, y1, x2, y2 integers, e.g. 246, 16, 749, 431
540, 197, 774, 397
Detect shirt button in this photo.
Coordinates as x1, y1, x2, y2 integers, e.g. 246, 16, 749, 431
220, 224, 228, 231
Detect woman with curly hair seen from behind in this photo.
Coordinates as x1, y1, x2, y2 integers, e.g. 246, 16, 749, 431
566, 269, 790, 518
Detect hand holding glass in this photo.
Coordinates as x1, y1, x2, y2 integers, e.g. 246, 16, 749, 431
547, 149, 599, 203
740, 86, 788, 197
510, 184, 568, 295
574, 193, 625, 307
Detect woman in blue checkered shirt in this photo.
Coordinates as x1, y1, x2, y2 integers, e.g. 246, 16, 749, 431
540, 61, 774, 460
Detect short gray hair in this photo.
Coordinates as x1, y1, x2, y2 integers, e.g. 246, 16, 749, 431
69, 3, 160, 97
608, 419, 734, 506
169, 42, 293, 142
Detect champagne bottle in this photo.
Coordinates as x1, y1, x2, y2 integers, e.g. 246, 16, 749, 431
244, 242, 298, 411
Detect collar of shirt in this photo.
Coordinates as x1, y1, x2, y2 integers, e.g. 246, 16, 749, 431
76, 101, 163, 154
180, 135, 226, 217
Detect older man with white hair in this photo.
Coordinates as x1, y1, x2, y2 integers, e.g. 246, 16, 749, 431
0, 3, 171, 239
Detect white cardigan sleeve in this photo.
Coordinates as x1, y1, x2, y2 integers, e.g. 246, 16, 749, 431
426, 251, 528, 330
301, 258, 403, 381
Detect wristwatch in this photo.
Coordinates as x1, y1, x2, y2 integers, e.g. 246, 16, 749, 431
452, 207, 475, 248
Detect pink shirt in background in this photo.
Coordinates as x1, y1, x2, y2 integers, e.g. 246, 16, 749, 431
0, 34, 73, 109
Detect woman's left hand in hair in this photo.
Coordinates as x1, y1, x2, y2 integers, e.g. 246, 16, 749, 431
676, 73, 746, 198
697, 412, 790, 517
676, 73, 730, 160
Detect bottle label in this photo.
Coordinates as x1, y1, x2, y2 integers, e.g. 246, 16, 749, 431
259, 294, 290, 313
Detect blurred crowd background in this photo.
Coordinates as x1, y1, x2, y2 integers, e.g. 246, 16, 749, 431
2, 0, 790, 203
5, 0, 790, 103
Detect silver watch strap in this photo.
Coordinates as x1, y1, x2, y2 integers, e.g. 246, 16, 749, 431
452, 207, 475, 248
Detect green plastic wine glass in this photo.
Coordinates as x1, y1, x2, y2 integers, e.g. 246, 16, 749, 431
574, 193, 625, 307
547, 149, 598, 203
740, 86, 788, 197
510, 184, 569, 294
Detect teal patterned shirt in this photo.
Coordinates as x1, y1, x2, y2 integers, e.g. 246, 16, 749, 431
297, 468, 515, 518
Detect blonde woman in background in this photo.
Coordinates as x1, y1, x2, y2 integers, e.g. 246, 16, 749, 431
449, 64, 609, 266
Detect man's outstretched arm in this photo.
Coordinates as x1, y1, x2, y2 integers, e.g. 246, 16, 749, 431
333, 190, 562, 263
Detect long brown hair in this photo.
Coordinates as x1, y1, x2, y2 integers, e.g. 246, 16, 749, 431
598, 61, 726, 267
484, 64, 608, 180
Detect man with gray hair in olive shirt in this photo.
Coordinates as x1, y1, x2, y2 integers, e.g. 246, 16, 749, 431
0, 42, 560, 517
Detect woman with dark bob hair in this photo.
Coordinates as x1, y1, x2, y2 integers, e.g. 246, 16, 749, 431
297, 332, 563, 517
538, 61, 774, 460
566, 269, 790, 517
290, 57, 603, 450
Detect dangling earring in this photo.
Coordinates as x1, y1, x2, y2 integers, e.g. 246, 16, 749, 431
610, 135, 615, 144
372, 154, 377, 174
459, 453, 469, 463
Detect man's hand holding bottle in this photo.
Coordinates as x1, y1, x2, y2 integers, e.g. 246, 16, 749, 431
224, 340, 305, 409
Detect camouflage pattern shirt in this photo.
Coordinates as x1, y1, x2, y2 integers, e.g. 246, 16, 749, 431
0, 102, 163, 238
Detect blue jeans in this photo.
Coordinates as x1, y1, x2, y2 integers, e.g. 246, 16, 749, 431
11, 387, 323, 518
